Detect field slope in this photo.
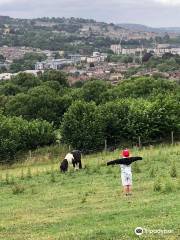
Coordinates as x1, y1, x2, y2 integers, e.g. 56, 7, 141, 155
0, 144, 180, 240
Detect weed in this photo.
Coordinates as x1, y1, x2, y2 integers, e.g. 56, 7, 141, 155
149, 166, 155, 178
133, 162, 141, 173
153, 177, 162, 192
162, 180, 174, 194
81, 196, 87, 203
20, 168, 24, 180
12, 184, 25, 195
27, 167, 32, 179
5, 172, 10, 184
170, 162, 177, 178
50, 171, 56, 183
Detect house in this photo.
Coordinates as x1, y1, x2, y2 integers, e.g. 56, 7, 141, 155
110, 44, 122, 54
35, 59, 74, 70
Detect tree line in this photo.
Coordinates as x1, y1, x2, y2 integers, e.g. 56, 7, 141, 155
0, 70, 179, 162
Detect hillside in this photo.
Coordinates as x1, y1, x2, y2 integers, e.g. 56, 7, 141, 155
0, 16, 126, 52
0, 16, 172, 52
0, 144, 179, 240
118, 23, 180, 33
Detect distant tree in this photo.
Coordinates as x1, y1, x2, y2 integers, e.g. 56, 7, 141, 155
10, 52, 47, 73
81, 80, 110, 104
5, 86, 72, 125
162, 52, 174, 60
0, 83, 21, 96
11, 73, 41, 91
0, 54, 5, 62
54, 52, 61, 59
142, 52, 153, 62
110, 77, 177, 99
40, 70, 69, 87
89, 63, 95, 68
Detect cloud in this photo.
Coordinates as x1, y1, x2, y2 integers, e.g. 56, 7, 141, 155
154, 0, 180, 5
0, 0, 27, 4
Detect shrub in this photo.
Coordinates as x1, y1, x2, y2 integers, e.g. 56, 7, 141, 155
0, 114, 55, 163
61, 101, 104, 150
11, 184, 25, 194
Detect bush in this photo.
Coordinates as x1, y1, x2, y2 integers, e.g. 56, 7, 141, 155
61, 101, 104, 150
0, 114, 55, 163
12, 184, 25, 194
98, 100, 130, 145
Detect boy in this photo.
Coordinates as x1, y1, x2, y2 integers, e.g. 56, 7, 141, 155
120, 149, 132, 196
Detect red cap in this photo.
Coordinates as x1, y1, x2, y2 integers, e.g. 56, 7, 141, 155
122, 149, 130, 158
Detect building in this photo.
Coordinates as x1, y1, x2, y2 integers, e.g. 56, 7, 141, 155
110, 44, 122, 54
68, 54, 82, 63
35, 59, 74, 70
87, 52, 107, 63
0, 73, 13, 80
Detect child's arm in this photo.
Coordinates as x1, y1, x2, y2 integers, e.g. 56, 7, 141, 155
107, 157, 142, 166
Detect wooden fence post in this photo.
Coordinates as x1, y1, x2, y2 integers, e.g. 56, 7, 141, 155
171, 131, 174, 145
138, 136, 141, 148
104, 139, 107, 152
29, 150, 32, 159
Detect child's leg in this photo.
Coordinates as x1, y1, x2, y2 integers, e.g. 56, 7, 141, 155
123, 186, 129, 195
123, 186, 127, 194
127, 185, 132, 194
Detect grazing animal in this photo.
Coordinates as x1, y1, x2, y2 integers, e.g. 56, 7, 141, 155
60, 150, 82, 172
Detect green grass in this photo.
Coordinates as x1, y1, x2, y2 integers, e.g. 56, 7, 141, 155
0, 144, 180, 240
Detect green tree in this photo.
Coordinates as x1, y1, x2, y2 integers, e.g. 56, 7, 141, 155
98, 100, 131, 145
40, 70, 69, 87
0, 114, 55, 163
81, 80, 110, 104
61, 101, 104, 150
11, 73, 41, 91
5, 86, 72, 125
10, 52, 47, 73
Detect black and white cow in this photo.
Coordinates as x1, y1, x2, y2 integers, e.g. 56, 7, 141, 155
60, 150, 82, 172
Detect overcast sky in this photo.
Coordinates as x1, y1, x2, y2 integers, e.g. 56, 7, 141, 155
0, 0, 180, 27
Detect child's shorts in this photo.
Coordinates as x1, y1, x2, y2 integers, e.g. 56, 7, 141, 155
121, 172, 132, 186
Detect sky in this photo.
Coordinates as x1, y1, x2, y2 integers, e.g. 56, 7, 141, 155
0, 0, 180, 27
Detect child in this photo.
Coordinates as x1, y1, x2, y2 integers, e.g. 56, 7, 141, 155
120, 149, 132, 196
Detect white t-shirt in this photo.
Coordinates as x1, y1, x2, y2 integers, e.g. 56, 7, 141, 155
120, 164, 132, 175
64, 153, 74, 164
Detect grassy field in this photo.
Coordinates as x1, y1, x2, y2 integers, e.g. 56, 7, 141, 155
0, 144, 180, 240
